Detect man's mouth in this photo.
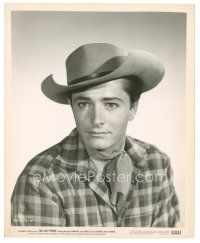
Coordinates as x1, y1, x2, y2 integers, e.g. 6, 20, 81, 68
87, 131, 110, 135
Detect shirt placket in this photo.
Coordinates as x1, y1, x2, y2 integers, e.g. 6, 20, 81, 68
116, 166, 142, 226
75, 159, 117, 225
89, 173, 118, 219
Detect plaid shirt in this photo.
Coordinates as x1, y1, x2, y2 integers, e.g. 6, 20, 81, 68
11, 128, 180, 227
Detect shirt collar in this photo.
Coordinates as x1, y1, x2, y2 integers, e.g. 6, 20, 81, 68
54, 128, 147, 176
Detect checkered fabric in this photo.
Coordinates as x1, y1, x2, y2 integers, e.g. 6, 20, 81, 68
11, 128, 180, 227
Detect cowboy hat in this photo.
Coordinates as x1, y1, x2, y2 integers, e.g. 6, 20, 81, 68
41, 43, 165, 104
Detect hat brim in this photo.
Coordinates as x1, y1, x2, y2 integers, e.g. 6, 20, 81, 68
41, 50, 165, 104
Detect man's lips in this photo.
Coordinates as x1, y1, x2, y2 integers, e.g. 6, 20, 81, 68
87, 131, 110, 135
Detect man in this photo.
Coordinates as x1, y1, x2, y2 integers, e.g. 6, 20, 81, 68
11, 43, 180, 227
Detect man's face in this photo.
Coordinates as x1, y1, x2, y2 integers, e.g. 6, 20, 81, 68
70, 79, 137, 151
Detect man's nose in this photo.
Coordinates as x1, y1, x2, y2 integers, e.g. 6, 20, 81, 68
91, 105, 104, 125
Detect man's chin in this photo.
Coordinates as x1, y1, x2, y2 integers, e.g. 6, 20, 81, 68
81, 135, 113, 150
85, 142, 110, 151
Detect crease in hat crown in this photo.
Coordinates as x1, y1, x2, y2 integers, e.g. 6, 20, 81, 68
66, 43, 128, 85
41, 42, 165, 105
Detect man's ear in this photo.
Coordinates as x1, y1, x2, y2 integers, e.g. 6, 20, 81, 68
129, 101, 138, 121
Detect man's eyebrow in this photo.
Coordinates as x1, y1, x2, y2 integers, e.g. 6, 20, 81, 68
101, 97, 124, 102
73, 96, 124, 103
73, 96, 91, 102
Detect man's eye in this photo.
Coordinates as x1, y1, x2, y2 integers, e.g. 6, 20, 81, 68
78, 102, 91, 109
104, 103, 119, 109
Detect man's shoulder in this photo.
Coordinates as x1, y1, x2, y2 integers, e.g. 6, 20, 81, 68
131, 137, 169, 156
126, 136, 171, 171
19, 129, 79, 178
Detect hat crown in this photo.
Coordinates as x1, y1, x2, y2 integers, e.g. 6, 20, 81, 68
66, 43, 127, 84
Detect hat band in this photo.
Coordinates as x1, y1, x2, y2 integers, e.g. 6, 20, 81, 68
69, 71, 112, 85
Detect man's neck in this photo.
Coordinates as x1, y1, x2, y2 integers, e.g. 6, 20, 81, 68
89, 157, 110, 174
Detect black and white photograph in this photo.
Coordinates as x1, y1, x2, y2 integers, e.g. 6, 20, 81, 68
4, 3, 194, 238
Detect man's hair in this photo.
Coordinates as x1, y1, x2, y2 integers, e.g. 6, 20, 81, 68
119, 76, 142, 106
68, 76, 142, 107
